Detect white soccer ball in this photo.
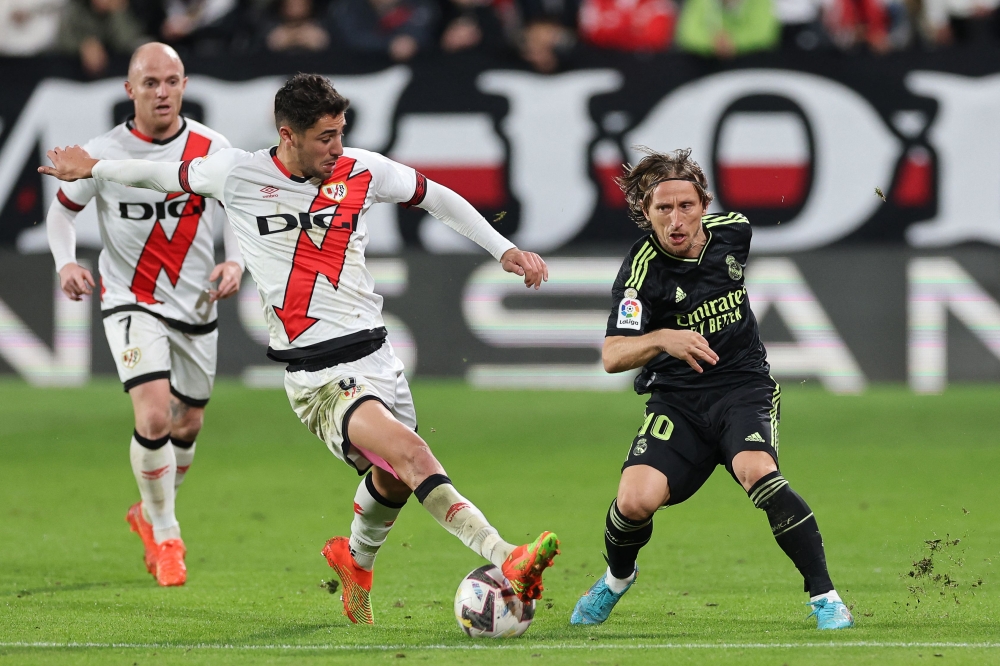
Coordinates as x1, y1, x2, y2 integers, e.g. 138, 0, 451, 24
454, 564, 535, 638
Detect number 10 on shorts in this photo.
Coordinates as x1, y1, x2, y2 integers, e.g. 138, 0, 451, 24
638, 412, 674, 441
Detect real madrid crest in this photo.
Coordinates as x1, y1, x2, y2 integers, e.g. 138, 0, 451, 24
632, 438, 648, 456
725, 254, 743, 281
322, 181, 348, 203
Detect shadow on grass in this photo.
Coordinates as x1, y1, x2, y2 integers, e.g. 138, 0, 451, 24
8, 579, 152, 597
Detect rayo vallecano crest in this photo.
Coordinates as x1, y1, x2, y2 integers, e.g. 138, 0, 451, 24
725, 254, 743, 281
322, 181, 348, 202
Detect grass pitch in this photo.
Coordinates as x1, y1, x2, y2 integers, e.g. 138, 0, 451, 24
0, 379, 998, 665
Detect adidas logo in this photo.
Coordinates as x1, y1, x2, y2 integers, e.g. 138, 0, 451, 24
675, 286, 686, 303
745, 432, 765, 443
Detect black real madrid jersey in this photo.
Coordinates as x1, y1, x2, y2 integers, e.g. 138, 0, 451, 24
604, 212, 770, 393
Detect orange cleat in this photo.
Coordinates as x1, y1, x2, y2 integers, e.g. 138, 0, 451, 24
321, 536, 374, 625
155, 539, 187, 587
502, 531, 560, 602
125, 502, 157, 576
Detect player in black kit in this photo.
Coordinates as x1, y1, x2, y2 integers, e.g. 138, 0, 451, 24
569, 148, 853, 630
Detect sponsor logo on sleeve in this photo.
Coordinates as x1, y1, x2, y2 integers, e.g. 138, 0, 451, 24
617, 298, 642, 330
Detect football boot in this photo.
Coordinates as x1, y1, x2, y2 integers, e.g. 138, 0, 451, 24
155, 539, 187, 587
321, 536, 374, 625
808, 597, 854, 630
501, 531, 560, 602
570, 566, 637, 625
125, 502, 158, 576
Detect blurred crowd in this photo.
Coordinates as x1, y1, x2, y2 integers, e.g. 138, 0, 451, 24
1, 0, 998, 76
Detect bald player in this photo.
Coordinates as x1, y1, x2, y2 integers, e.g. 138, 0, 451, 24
46, 43, 244, 587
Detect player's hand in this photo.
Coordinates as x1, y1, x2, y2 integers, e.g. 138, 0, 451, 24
37, 146, 99, 182
208, 261, 243, 301
500, 248, 548, 290
58, 262, 96, 301
659, 329, 719, 373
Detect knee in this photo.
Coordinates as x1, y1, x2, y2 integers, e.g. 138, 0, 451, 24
616, 490, 663, 522
733, 452, 778, 492
171, 406, 204, 441
134, 405, 170, 439
394, 434, 443, 481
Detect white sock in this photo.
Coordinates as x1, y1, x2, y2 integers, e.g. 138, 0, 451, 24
129, 432, 180, 543
417, 475, 515, 568
171, 438, 196, 491
605, 566, 635, 594
349, 474, 405, 571
810, 590, 842, 603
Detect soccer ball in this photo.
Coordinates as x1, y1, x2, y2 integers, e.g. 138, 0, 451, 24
454, 564, 535, 638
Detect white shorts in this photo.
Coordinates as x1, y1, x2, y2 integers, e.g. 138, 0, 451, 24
103, 310, 218, 406
284, 342, 417, 474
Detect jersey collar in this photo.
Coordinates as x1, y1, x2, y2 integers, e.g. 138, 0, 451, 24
650, 222, 713, 264
269, 146, 310, 183
125, 116, 187, 145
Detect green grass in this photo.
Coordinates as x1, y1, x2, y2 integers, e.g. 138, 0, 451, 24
0, 379, 998, 665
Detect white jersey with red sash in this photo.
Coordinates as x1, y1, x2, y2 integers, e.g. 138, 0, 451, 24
180, 146, 426, 363
57, 117, 230, 328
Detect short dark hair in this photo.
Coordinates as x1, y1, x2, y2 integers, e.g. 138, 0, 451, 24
274, 74, 350, 134
617, 147, 714, 230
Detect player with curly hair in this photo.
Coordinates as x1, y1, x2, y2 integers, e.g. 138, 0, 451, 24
570, 147, 852, 631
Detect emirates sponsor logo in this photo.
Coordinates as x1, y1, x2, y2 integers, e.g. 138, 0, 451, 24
261, 185, 279, 199
445, 502, 470, 522
141, 465, 170, 480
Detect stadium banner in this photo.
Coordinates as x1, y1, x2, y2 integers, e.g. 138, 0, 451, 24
2, 50, 1000, 253
2, 247, 1000, 393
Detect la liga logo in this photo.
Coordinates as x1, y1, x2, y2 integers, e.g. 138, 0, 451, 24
617, 297, 642, 330
620, 299, 640, 319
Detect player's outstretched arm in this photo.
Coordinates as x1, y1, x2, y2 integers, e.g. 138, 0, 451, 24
39, 145, 184, 193
603, 330, 719, 374
417, 180, 548, 289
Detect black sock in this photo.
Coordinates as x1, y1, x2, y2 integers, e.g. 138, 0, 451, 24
748, 471, 833, 597
604, 499, 652, 579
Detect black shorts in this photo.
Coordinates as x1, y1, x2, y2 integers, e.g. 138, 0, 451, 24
622, 375, 780, 506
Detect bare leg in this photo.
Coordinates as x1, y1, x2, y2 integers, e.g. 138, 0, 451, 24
345, 400, 515, 567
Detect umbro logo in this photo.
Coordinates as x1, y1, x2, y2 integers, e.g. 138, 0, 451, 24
261, 185, 279, 199
745, 432, 765, 443
675, 286, 686, 303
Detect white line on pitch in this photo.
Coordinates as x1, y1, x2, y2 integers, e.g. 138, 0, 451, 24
1, 642, 998, 650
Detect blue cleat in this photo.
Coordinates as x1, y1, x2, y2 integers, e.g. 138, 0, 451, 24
807, 597, 854, 630
570, 567, 637, 625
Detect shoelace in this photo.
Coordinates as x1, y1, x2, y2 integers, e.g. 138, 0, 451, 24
806, 599, 845, 620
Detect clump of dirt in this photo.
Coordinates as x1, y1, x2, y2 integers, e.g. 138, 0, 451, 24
904, 533, 982, 605
320, 579, 340, 594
